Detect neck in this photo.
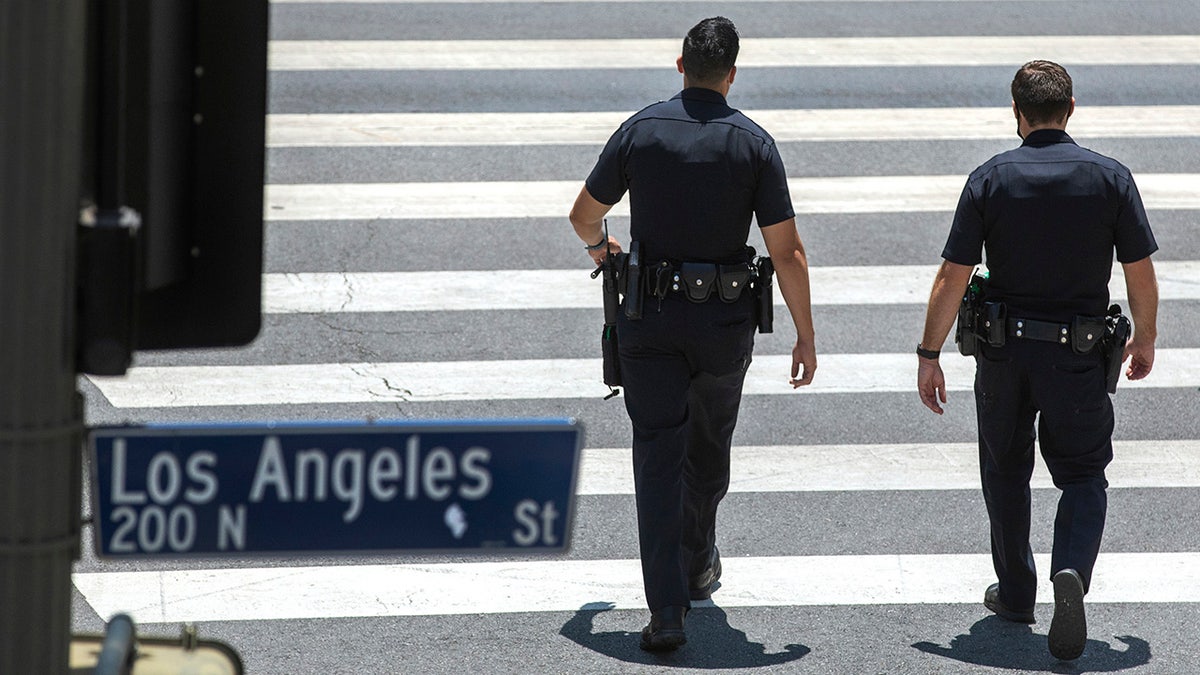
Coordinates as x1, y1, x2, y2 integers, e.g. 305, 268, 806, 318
684, 80, 729, 97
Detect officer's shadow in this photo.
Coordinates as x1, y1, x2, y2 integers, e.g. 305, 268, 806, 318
560, 600, 810, 668
913, 616, 1150, 672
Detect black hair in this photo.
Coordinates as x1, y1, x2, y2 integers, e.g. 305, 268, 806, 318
681, 17, 739, 86
1011, 60, 1073, 126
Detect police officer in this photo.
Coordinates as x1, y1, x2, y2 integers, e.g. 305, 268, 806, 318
917, 60, 1159, 661
568, 16, 817, 651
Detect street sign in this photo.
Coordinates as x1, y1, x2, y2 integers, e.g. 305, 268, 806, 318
88, 419, 582, 557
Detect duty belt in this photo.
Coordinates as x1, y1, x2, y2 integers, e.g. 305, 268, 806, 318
1007, 318, 1071, 344
1006, 315, 1106, 353
646, 261, 754, 303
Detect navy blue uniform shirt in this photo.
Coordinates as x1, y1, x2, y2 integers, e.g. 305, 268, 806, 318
943, 129, 1158, 320
585, 87, 794, 264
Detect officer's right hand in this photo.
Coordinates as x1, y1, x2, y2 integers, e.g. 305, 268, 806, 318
588, 236, 622, 267
917, 358, 947, 414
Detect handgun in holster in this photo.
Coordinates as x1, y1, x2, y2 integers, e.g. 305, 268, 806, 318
752, 256, 774, 334
956, 270, 992, 356
1102, 304, 1132, 394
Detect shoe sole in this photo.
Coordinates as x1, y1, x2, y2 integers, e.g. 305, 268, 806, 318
1048, 570, 1086, 660
640, 630, 686, 652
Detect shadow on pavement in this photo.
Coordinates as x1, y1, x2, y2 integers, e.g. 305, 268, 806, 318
560, 601, 810, 669
913, 615, 1151, 672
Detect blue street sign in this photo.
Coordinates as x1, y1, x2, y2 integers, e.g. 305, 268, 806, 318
88, 419, 582, 557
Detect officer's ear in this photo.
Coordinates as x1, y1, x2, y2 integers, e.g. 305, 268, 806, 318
677, 56, 685, 74
727, 65, 736, 85
1012, 101, 1020, 121
1066, 97, 1076, 119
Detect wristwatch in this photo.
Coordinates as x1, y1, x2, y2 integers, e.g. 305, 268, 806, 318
916, 344, 941, 360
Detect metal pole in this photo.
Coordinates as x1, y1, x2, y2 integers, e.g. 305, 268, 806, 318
0, 1, 88, 671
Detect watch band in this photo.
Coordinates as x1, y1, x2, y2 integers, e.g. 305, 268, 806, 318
916, 344, 941, 359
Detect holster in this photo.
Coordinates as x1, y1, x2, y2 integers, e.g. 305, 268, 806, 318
753, 257, 774, 334
955, 270, 989, 356
601, 323, 621, 387
624, 242, 643, 320
1102, 304, 1131, 394
600, 253, 623, 387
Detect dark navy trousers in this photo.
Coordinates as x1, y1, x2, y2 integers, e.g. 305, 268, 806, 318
617, 292, 756, 611
974, 339, 1114, 611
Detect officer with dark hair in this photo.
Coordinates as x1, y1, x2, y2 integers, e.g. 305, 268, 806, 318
917, 60, 1159, 661
569, 16, 818, 651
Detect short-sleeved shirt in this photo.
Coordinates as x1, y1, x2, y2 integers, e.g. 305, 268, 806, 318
585, 87, 794, 264
942, 129, 1157, 320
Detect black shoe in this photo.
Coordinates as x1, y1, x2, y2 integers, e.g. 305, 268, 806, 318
1048, 569, 1087, 660
639, 606, 687, 652
689, 547, 722, 600
984, 583, 1035, 624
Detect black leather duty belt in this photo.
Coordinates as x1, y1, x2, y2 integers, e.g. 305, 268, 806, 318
1007, 317, 1071, 344
646, 261, 754, 304
1006, 315, 1106, 353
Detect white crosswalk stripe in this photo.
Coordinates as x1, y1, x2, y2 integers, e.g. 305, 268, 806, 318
77, 16, 1200, 669
87, 349, 1200, 407
268, 36, 1200, 70
263, 174, 1200, 220
267, 106, 1200, 147
259, 261, 1200, 313
73, 552, 1200, 623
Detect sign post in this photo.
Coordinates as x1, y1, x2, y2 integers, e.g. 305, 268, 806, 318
0, 2, 88, 672
89, 420, 583, 557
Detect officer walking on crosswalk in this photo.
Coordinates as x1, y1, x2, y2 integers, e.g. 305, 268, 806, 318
568, 16, 818, 651
916, 60, 1160, 661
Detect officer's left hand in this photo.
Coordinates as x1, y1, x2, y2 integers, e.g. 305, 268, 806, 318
789, 339, 817, 388
589, 236, 623, 267
917, 357, 947, 414
1124, 333, 1155, 380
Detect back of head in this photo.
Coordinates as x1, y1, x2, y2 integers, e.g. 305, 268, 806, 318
1011, 60, 1073, 126
681, 17, 739, 86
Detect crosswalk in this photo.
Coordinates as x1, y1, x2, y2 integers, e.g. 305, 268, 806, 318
75, 1, 1200, 671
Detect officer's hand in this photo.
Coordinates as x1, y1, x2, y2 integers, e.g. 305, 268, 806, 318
1124, 333, 1155, 380
789, 339, 816, 388
917, 357, 947, 414
589, 237, 622, 266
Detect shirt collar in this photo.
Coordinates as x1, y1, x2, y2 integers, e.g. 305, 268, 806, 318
674, 87, 728, 106
1022, 128, 1075, 147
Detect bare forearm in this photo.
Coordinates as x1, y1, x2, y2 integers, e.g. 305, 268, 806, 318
1123, 256, 1159, 341
774, 247, 815, 343
921, 261, 974, 351
569, 186, 611, 246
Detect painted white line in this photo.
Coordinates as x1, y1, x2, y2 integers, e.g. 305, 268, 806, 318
274, 0, 1081, 3
72, 552, 1200, 623
579, 440, 1200, 495
263, 174, 1200, 220
268, 106, 1200, 147
262, 261, 1200, 313
88, 349, 1200, 408
268, 36, 1200, 70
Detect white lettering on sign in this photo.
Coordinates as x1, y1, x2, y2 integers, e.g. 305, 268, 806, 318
218, 504, 247, 551
245, 435, 495, 523
249, 437, 291, 502
109, 441, 219, 507
512, 500, 560, 547
110, 439, 147, 505
108, 504, 197, 554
